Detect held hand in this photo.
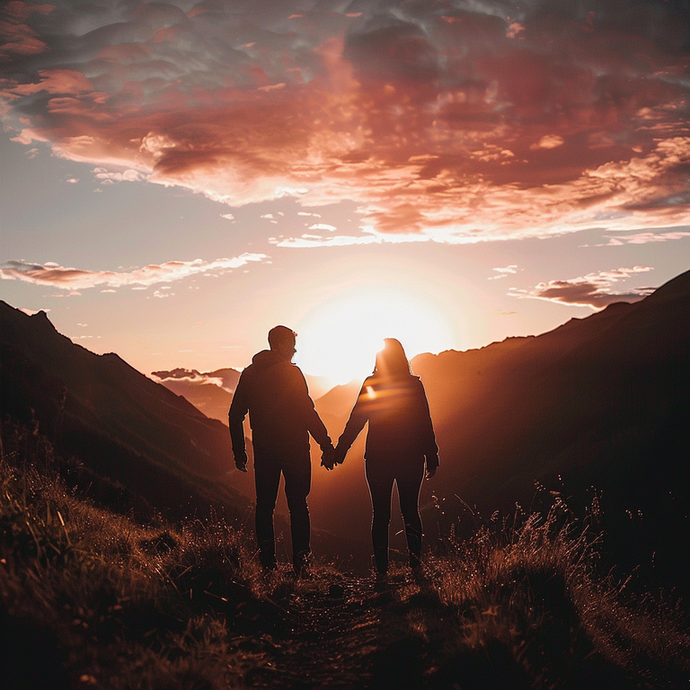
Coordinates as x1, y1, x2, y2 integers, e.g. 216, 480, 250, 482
321, 445, 336, 471
333, 445, 347, 466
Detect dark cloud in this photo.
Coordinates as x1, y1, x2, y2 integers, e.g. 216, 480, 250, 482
509, 266, 656, 309
1, 0, 689, 241
0, 255, 268, 289
344, 20, 439, 84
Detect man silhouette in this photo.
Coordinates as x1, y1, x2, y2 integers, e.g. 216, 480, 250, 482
229, 326, 334, 575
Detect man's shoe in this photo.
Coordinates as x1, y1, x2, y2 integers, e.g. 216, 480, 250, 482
260, 556, 277, 576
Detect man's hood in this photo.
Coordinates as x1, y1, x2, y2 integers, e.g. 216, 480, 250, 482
252, 349, 289, 368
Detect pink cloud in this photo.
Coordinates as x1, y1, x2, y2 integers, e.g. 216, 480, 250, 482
1, 2, 689, 242
531, 135, 564, 150
593, 231, 690, 246
509, 266, 655, 309
0, 254, 268, 291
0, 2, 52, 57
9, 69, 92, 96
489, 265, 518, 280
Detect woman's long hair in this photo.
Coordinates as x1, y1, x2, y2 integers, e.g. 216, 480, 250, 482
373, 338, 412, 378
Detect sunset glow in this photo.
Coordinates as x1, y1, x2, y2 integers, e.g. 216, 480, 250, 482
295, 287, 454, 386
1, 0, 688, 380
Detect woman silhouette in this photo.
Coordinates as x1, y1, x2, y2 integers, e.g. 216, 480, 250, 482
334, 338, 438, 586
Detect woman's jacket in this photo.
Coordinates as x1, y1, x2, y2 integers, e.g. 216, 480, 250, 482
336, 373, 439, 469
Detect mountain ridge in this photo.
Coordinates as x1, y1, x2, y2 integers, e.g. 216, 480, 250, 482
2, 269, 688, 584
308, 270, 690, 583
0, 300, 251, 520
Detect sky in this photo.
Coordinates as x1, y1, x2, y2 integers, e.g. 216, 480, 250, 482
1, 0, 689, 387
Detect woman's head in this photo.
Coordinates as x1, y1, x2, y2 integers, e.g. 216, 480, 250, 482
374, 338, 412, 378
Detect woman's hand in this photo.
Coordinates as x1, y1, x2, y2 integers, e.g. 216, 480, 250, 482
333, 444, 347, 466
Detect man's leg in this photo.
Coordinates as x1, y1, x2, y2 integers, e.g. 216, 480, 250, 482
254, 460, 282, 569
282, 458, 312, 572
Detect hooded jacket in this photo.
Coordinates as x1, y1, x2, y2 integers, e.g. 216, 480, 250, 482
229, 349, 330, 461
337, 373, 439, 468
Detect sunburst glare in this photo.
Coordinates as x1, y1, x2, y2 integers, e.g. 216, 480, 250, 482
294, 287, 454, 386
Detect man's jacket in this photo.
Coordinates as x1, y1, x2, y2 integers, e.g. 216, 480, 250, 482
229, 350, 330, 461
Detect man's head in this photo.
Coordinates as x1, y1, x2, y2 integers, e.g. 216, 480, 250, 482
268, 325, 297, 360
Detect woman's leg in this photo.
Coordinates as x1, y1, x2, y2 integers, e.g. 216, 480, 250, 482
365, 463, 395, 574
396, 466, 424, 568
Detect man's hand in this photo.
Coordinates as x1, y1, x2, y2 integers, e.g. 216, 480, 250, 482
425, 455, 438, 480
234, 451, 248, 473
321, 444, 336, 470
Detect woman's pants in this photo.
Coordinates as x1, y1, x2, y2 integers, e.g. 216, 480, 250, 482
365, 460, 424, 574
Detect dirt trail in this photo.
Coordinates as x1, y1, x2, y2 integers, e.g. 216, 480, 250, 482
241, 570, 448, 690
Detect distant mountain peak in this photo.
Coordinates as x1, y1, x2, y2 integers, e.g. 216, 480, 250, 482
152, 368, 203, 380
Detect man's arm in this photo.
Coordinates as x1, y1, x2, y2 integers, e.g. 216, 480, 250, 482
293, 368, 335, 470
228, 374, 250, 472
295, 368, 332, 450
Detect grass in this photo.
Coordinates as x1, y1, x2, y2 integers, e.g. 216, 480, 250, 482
0, 423, 279, 689
422, 503, 690, 688
1, 421, 688, 689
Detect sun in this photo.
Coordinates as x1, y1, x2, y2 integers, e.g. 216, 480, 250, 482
294, 286, 454, 387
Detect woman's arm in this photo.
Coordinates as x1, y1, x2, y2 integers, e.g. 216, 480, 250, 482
416, 379, 439, 476
334, 384, 370, 464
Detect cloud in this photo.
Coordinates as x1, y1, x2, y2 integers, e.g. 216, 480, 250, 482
273, 225, 430, 247
0, 2, 53, 58
93, 167, 146, 184
18, 307, 50, 316
592, 230, 690, 246
0, 254, 268, 291
489, 264, 518, 280
530, 135, 564, 150
1, 1, 689, 242
151, 367, 238, 393
509, 266, 655, 309
308, 223, 337, 232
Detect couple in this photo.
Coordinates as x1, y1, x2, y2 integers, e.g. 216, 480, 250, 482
229, 325, 439, 583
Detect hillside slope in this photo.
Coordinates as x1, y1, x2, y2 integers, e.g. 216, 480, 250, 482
0, 302, 250, 519
310, 270, 690, 585
412, 269, 690, 587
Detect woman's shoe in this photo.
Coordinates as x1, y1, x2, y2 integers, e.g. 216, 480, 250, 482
374, 572, 390, 592
411, 564, 426, 584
